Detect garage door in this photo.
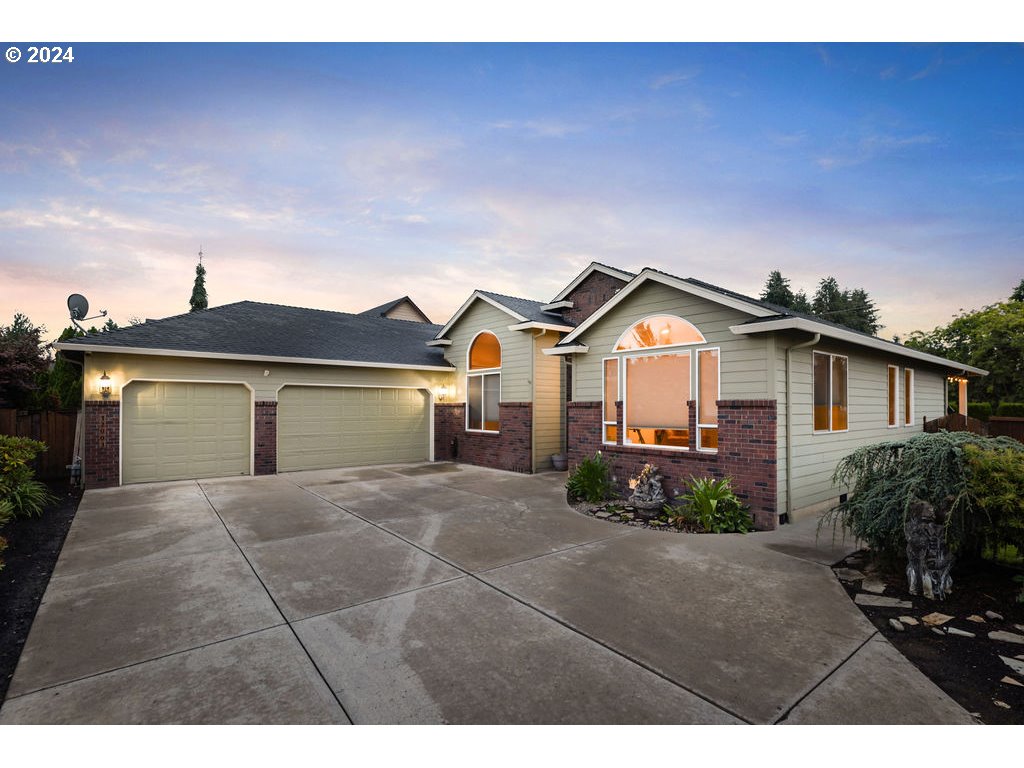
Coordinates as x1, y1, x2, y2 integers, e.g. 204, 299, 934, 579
277, 386, 429, 472
122, 381, 251, 484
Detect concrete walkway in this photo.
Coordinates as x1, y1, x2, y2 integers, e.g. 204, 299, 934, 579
0, 463, 973, 724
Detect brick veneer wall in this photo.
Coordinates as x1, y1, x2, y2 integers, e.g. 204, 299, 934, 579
434, 402, 533, 473
568, 399, 779, 529
562, 271, 630, 325
254, 401, 277, 475
84, 400, 120, 489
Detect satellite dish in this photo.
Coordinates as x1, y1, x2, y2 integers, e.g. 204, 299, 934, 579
68, 294, 89, 320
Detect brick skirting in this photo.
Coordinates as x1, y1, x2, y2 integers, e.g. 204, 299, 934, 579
434, 402, 533, 473
84, 400, 120, 489
568, 399, 778, 530
254, 401, 277, 475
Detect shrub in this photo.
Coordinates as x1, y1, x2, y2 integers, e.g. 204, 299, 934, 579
967, 402, 992, 422
996, 402, 1024, 418
566, 451, 617, 503
680, 476, 753, 534
0, 435, 53, 517
822, 431, 1024, 558
0, 497, 13, 528
963, 444, 1024, 558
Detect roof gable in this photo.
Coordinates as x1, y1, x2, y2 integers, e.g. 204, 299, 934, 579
360, 296, 432, 324
548, 262, 635, 303
433, 290, 571, 340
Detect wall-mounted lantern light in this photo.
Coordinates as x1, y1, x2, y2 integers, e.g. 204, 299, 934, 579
99, 371, 112, 399
437, 384, 451, 402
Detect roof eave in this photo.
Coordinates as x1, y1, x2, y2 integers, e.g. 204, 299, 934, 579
543, 344, 589, 356
507, 321, 574, 333
432, 291, 529, 341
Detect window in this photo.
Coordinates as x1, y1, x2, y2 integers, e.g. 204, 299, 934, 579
887, 365, 898, 428
614, 315, 705, 351
602, 358, 618, 444
624, 352, 691, 448
904, 368, 914, 426
467, 332, 500, 432
697, 348, 719, 450
813, 352, 848, 433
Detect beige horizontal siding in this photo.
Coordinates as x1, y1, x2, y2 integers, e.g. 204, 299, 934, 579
442, 299, 533, 403
533, 331, 564, 470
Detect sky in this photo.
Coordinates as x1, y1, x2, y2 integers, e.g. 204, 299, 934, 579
2, 42, 1023, 344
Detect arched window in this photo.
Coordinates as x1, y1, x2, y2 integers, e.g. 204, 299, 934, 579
467, 332, 501, 432
614, 315, 705, 351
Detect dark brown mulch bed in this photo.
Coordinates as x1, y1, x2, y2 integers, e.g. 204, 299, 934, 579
0, 483, 82, 705
836, 550, 1024, 725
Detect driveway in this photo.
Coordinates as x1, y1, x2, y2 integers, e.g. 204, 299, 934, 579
0, 463, 972, 724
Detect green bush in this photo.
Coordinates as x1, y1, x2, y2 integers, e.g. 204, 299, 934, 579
0, 497, 13, 528
823, 431, 1024, 558
0, 435, 53, 517
996, 402, 1024, 418
967, 402, 993, 421
566, 451, 617, 503
680, 476, 753, 534
963, 444, 1024, 558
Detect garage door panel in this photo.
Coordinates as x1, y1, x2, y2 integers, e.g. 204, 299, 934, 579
278, 386, 429, 472
122, 382, 251, 484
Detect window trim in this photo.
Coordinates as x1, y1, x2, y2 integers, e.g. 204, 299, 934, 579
601, 356, 619, 445
887, 364, 899, 429
621, 348, 693, 452
812, 351, 850, 435
612, 313, 707, 352
904, 368, 915, 426
466, 330, 502, 434
696, 346, 720, 452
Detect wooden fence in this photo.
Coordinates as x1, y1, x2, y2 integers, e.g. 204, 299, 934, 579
923, 413, 1024, 444
990, 417, 1024, 443
0, 408, 80, 480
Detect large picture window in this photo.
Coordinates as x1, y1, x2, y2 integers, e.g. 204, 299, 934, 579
624, 352, 691, 448
467, 332, 501, 432
813, 352, 848, 433
697, 348, 719, 450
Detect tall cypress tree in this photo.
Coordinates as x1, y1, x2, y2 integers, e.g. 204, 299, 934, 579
189, 250, 208, 312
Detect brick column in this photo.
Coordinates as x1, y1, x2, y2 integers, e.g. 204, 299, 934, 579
254, 401, 277, 475
84, 400, 120, 488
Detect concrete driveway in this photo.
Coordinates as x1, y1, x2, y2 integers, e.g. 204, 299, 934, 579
0, 463, 972, 724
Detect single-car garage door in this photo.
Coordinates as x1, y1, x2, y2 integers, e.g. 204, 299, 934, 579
277, 386, 429, 472
122, 381, 251, 484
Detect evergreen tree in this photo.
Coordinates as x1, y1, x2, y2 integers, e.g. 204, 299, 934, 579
101, 318, 119, 333
40, 326, 86, 409
792, 289, 811, 314
0, 314, 50, 408
760, 270, 797, 308
189, 257, 208, 312
844, 287, 881, 336
811, 276, 845, 317
1011, 279, 1024, 303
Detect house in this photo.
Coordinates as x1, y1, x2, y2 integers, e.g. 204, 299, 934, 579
56, 262, 985, 530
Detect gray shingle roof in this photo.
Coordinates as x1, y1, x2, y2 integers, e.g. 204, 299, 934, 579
59, 301, 452, 369
477, 291, 575, 326
359, 296, 431, 323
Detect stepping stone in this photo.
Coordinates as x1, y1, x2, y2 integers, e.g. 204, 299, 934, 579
922, 612, 954, 626
899, 615, 919, 626
833, 567, 865, 583
594, 511, 613, 519
989, 631, 1024, 646
994, 700, 1011, 709
966, 615, 987, 624
1015, 624, 1024, 634
888, 618, 905, 632
1002, 676, 1024, 687
931, 628, 945, 636
985, 610, 1004, 621
1000, 656, 1024, 676
861, 578, 887, 595
855, 594, 912, 609
946, 627, 975, 638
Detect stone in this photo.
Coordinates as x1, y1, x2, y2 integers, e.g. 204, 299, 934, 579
985, 610, 1003, 621
931, 628, 945, 636
946, 627, 975, 638
988, 631, 1024, 646
861, 578, 887, 595
855, 594, 912, 609
594, 511, 613, 519
1001, 676, 1023, 687
1015, 624, 1024, 634
833, 567, 865, 583
899, 616, 919, 626
921, 612, 954, 627
648, 520, 664, 527
1000, 656, 1024, 676
888, 618, 905, 632
966, 615, 987, 624
994, 700, 1011, 709
904, 497, 955, 601
620, 513, 634, 520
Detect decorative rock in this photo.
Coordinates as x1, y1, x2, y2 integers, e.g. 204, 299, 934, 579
922, 612, 954, 626
899, 615, 919, 626
1015, 624, 1024, 634
985, 610, 1004, 621
620, 512, 634, 520
855, 594, 912, 609
888, 618, 905, 632
993, 700, 1011, 709
1000, 656, 1024, 676
988, 631, 1024, 646
594, 511, 613, 519
946, 626, 975, 638
1001, 676, 1024, 687
931, 628, 945, 636
861, 578, 887, 595
648, 520, 664, 527
966, 615, 987, 624
833, 567, 865, 583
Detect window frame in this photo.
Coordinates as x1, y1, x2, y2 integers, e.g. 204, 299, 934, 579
601, 356, 619, 445
696, 346, 720, 452
466, 331, 502, 434
904, 368, 915, 426
812, 351, 849, 435
613, 313, 706, 352
887, 364, 899, 428
621, 348, 693, 453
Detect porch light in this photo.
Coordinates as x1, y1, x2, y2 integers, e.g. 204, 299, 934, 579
98, 371, 112, 399
436, 384, 451, 402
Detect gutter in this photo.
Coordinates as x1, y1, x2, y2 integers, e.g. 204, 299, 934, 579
785, 332, 820, 520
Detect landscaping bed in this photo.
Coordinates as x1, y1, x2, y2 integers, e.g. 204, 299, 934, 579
0, 482, 81, 705
571, 500, 705, 532
834, 550, 1024, 725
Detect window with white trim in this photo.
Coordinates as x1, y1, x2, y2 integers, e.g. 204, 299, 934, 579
887, 365, 899, 428
697, 348, 719, 450
602, 358, 618, 444
813, 352, 848, 433
904, 368, 914, 426
467, 332, 500, 432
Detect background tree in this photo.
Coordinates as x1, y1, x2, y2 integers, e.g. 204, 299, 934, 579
35, 326, 86, 410
101, 318, 119, 333
759, 271, 881, 335
1011, 279, 1024, 303
760, 270, 797, 307
0, 314, 51, 408
189, 257, 208, 312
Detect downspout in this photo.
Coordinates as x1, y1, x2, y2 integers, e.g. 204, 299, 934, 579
785, 332, 820, 520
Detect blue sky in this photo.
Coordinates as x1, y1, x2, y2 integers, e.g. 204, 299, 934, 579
2, 42, 1022, 342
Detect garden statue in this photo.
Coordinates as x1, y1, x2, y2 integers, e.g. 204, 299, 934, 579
905, 497, 955, 601
628, 463, 667, 512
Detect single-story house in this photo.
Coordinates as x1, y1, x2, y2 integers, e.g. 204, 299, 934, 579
57, 261, 985, 529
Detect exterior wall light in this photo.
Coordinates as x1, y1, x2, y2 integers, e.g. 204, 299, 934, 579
99, 371, 112, 399
437, 384, 451, 402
